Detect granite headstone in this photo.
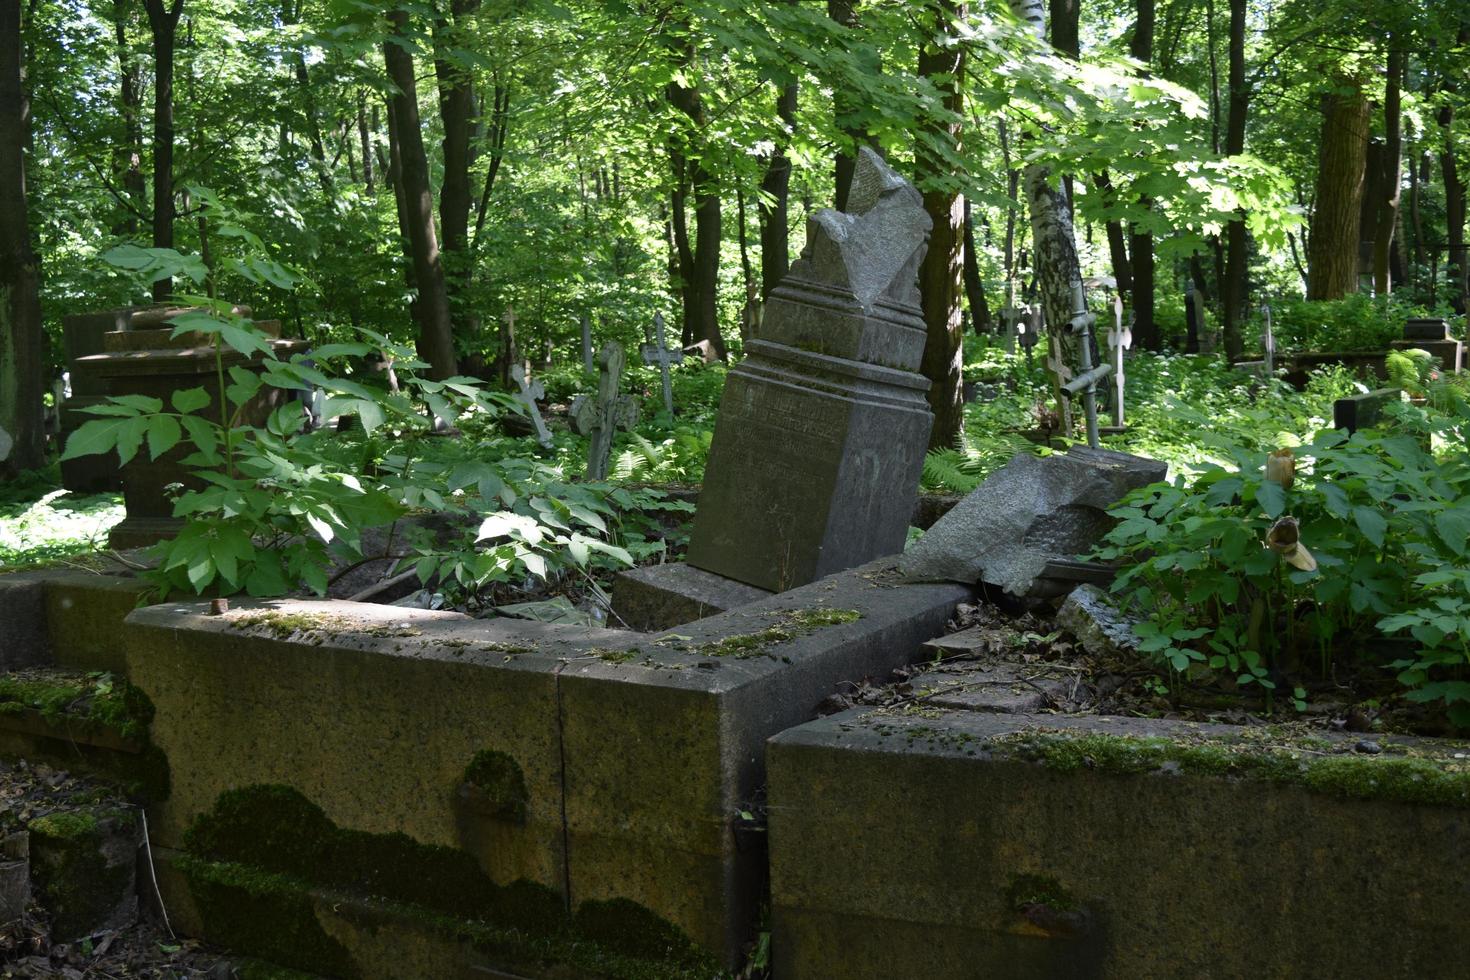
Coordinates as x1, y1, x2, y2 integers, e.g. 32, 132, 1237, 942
686, 147, 935, 592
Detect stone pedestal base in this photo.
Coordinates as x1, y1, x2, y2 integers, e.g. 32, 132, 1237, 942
611, 562, 771, 632
1393, 338, 1464, 373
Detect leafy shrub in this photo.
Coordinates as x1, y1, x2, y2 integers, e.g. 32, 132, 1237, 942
1098, 402, 1470, 723
1267, 294, 1433, 353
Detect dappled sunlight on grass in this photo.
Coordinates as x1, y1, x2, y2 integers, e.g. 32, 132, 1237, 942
0, 484, 124, 570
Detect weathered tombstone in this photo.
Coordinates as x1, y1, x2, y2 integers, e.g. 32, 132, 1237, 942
580, 314, 593, 374
1333, 387, 1404, 434
1394, 318, 1463, 374
1018, 305, 1040, 368
1184, 282, 1205, 353
570, 342, 639, 481
509, 363, 554, 449
76, 310, 306, 547
685, 147, 934, 592
740, 281, 762, 345
639, 312, 682, 416
999, 291, 1023, 356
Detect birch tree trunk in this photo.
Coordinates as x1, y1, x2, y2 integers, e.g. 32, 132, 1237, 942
1008, 0, 1082, 433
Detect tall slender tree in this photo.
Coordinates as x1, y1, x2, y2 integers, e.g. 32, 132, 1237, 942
1307, 79, 1370, 300
1221, 0, 1247, 360
917, 0, 966, 449
0, 0, 44, 475
383, 7, 457, 378
1129, 0, 1158, 350
142, 0, 183, 300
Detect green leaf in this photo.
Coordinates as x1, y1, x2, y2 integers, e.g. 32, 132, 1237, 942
171, 387, 213, 414
147, 415, 183, 460
179, 415, 220, 463
61, 417, 131, 460
1352, 506, 1387, 549
1433, 509, 1470, 557
1256, 480, 1285, 518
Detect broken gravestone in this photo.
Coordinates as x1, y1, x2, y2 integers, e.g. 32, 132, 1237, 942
570, 341, 638, 481
1055, 584, 1145, 658
900, 446, 1166, 597
686, 146, 934, 592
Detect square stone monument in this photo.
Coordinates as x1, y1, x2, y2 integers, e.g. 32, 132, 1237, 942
1393, 318, 1463, 374
76, 313, 305, 548
685, 148, 934, 592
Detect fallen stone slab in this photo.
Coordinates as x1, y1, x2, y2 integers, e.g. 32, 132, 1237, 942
30, 805, 140, 941
900, 446, 1166, 597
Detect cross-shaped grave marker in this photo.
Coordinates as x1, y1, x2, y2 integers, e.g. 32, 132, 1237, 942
509, 362, 553, 449
580, 314, 593, 374
1262, 302, 1275, 377
1106, 294, 1132, 431
1000, 279, 1022, 355
639, 312, 683, 416
571, 341, 639, 480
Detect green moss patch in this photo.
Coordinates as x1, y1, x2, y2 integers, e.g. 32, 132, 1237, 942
461, 750, 529, 822
0, 670, 154, 742
230, 611, 422, 640
996, 729, 1470, 807
30, 805, 136, 941
660, 607, 864, 660
182, 785, 724, 979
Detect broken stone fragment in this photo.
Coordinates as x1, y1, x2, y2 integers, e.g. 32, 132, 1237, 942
1055, 584, 1145, 658
899, 446, 1165, 597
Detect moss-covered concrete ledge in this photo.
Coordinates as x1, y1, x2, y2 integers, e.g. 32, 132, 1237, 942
0, 567, 153, 674
123, 556, 971, 968
767, 708, 1470, 979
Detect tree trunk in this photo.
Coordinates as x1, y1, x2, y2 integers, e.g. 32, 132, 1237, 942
384, 9, 456, 379
1009, 0, 1083, 432
1048, 0, 1078, 55
962, 197, 989, 334
357, 90, 374, 193
112, 0, 145, 234
142, 0, 182, 301
0, 0, 44, 476
1093, 171, 1132, 293
1307, 80, 1370, 300
433, 0, 482, 368
1372, 45, 1403, 295
1129, 0, 1158, 350
1221, 0, 1247, 360
758, 70, 796, 299
665, 30, 725, 360
1437, 26, 1468, 313
669, 159, 696, 347
917, 0, 967, 449
828, 0, 878, 209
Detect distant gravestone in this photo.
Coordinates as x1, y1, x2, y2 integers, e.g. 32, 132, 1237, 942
571, 342, 639, 481
686, 147, 935, 592
580, 314, 593, 374
1333, 387, 1404, 434
509, 363, 553, 449
1394, 317, 1464, 375
1184, 282, 1205, 353
639, 312, 682, 416
1000, 299, 1023, 356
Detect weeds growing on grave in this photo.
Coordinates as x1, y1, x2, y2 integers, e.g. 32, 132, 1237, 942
59, 241, 684, 604
1096, 398, 1470, 726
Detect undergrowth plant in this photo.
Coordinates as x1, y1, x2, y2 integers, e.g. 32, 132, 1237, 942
1098, 401, 1470, 723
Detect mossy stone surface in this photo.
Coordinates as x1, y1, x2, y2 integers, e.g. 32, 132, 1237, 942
769, 707, 1470, 979
29, 805, 139, 941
